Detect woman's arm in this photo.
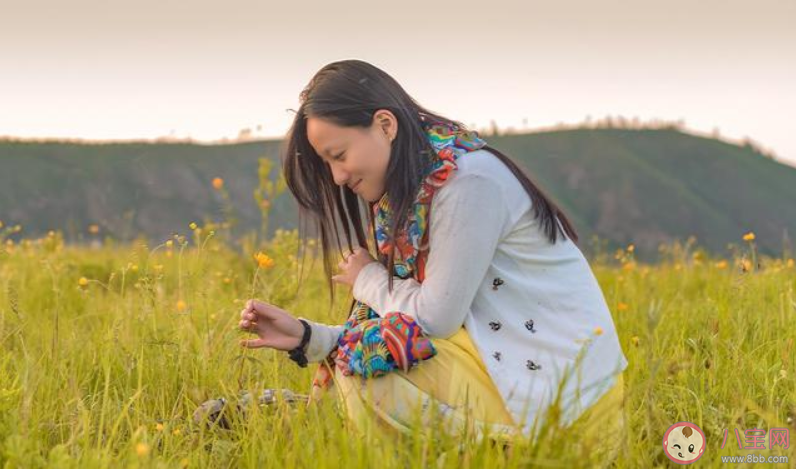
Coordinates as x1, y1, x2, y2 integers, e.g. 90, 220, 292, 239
352, 173, 511, 338
297, 317, 346, 363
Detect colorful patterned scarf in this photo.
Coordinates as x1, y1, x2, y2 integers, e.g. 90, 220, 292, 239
309, 119, 487, 400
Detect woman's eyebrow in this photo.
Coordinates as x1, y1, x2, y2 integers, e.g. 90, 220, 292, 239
324, 145, 342, 156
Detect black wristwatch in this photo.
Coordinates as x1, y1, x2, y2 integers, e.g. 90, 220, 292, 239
287, 319, 312, 368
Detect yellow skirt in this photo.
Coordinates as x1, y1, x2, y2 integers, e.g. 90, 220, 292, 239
330, 326, 625, 451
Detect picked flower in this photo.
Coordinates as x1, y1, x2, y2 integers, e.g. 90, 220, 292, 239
254, 252, 275, 269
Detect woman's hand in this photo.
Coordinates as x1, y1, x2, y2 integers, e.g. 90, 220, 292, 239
238, 299, 304, 351
332, 246, 377, 288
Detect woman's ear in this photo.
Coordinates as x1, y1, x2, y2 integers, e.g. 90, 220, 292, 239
373, 109, 397, 142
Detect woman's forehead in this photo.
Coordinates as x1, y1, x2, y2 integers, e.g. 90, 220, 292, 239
307, 117, 349, 155
307, 117, 370, 159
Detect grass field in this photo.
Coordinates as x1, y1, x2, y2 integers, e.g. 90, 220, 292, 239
1, 225, 794, 468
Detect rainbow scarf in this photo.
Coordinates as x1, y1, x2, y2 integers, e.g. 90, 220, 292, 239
309, 120, 487, 398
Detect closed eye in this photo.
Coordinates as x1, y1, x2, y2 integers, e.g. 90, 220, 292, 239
673, 444, 681, 449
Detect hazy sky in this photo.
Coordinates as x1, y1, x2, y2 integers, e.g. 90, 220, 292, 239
2, 0, 794, 165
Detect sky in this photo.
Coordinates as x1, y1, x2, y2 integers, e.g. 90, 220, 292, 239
1, 0, 794, 165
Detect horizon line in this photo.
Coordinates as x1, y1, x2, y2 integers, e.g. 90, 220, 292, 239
1, 118, 789, 164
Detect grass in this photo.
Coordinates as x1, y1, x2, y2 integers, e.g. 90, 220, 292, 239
0, 227, 794, 468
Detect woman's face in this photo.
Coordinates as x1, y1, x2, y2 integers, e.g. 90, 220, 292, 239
306, 110, 396, 203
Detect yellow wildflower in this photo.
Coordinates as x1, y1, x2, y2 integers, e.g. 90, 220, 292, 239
189, 222, 198, 230
627, 244, 635, 253
78, 277, 89, 287
212, 177, 224, 190
156, 423, 164, 432
254, 252, 275, 269
88, 224, 99, 234
715, 260, 728, 269
165, 240, 173, 248
617, 302, 629, 312
593, 326, 604, 336
176, 300, 187, 312
135, 442, 150, 457
743, 232, 755, 242
173, 428, 181, 436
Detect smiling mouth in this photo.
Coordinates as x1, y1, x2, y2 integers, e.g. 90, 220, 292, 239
350, 179, 362, 190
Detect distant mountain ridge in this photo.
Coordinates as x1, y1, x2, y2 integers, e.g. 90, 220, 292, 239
1, 128, 794, 261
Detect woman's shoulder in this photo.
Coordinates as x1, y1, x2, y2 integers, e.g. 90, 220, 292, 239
442, 148, 533, 220
453, 148, 508, 179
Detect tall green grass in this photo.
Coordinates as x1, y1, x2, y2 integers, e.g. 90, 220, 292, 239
0, 228, 794, 468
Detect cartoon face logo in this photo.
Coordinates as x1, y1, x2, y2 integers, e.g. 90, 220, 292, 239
663, 422, 706, 464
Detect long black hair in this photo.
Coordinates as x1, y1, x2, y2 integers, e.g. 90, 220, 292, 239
281, 59, 577, 309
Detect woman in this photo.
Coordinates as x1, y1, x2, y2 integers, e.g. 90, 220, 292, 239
234, 59, 628, 451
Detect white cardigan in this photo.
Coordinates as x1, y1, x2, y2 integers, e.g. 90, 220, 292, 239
300, 148, 628, 437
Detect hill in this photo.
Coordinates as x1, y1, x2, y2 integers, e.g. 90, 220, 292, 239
1, 128, 794, 261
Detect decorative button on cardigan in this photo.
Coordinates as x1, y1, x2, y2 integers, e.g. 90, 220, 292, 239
300, 149, 628, 437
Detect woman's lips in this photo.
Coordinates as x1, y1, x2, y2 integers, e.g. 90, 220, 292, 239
350, 179, 362, 191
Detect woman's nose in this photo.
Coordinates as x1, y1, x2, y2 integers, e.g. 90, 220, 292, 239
331, 166, 351, 187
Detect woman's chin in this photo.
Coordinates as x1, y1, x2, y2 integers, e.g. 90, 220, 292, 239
362, 189, 386, 203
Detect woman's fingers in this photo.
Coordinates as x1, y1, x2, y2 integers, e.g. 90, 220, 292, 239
247, 299, 281, 320
240, 308, 254, 321
240, 337, 267, 348
239, 318, 256, 329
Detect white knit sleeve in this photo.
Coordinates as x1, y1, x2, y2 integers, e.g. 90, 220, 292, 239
351, 173, 511, 338
296, 317, 345, 363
